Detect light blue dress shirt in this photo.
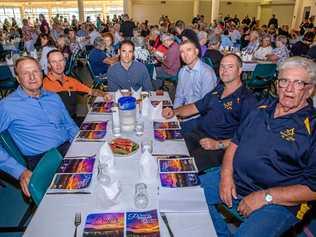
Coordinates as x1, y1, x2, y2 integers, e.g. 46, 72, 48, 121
0, 86, 79, 179
174, 59, 218, 108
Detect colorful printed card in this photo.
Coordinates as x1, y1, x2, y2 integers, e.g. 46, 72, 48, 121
83, 212, 124, 237
159, 158, 198, 173
77, 130, 107, 141
57, 156, 95, 174
151, 100, 172, 108
126, 210, 160, 237
154, 129, 183, 141
49, 173, 92, 191
80, 121, 108, 131
91, 101, 114, 113
153, 154, 190, 160
160, 172, 200, 188
153, 121, 180, 130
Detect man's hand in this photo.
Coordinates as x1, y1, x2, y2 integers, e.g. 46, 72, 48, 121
91, 89, 112, 101
199, 138, 219, 150
237, 190, 266, 217
219, 171, 237, 208
162, 107, 175, 119
19, 169, 32, 197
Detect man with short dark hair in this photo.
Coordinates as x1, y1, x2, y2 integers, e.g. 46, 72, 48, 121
0, 56, 79, 197
107, 40, 153, 91
175, 40, 217, 133
43, 50, 109, 120
163, 54, 257, 171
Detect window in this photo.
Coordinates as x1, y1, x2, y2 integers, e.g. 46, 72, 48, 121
84, 7, 102, 22
0, 8, 21, 26
24, 8, 49, 22
51, 8, 79, 21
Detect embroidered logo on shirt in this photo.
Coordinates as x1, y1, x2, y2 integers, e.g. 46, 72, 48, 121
296, 203, 310, 220
280, 128, 295, 141
223, 101, 233, 110
236, 97, 240, 104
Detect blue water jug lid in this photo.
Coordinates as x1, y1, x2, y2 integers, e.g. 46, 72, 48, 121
118, 96, 136, 110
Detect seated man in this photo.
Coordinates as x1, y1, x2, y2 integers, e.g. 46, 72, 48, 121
88, 36, 111, 76
163, 54, 257, 171
107, 39, 153, 91
200, 56, 316, 236
0, 56, 79, 197
43, 50, 110, 121
175, 40, 217, 133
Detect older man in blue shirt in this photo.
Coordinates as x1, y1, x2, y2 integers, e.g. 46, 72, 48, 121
0, 56, 78, 197
175, 40, 217, 133
200, 57, 316, 237
107, 40, 153, 91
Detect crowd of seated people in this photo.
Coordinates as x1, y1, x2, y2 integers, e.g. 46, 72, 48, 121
0, 12, 315, 237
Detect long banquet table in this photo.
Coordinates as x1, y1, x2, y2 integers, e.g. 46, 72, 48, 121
23, 92, 217, 237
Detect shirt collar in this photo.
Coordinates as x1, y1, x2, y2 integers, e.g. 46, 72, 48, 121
16, 85, 49, 100
120, 60, 135, 71
184, 59, 201, 73
46, 72, 68, 83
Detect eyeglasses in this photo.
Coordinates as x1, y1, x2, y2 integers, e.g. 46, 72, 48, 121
278, 78, 312, 90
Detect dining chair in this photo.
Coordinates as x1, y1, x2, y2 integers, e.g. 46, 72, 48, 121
246, 63, 277, 98
0, 65, 18, 98
28, 148, 63, 206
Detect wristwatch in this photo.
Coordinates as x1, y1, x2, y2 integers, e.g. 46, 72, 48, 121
264, 192, 273, 205
218, 141, 225, 150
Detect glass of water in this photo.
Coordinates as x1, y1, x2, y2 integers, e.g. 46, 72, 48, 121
134, 183, 149, 209
141, 139, 153, 154
135, 120, 144, 136
112, 125, 121, 137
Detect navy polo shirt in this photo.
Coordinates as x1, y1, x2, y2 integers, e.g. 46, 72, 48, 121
232, 98, 316, 217
107, 61, 153, 92
88, 48, 109, 76
194, 83, 257, 140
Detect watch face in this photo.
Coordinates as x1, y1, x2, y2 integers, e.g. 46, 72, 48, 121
265, 194, 273, 203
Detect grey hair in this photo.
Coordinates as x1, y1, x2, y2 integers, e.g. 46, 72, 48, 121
198, 31, 208, 41
160, 33, 175, 42
93, 36, 106, 49
278, 56, 316, 84
132, 36, 145, 47
276, 35, 287, 45
208, 33, 221, 46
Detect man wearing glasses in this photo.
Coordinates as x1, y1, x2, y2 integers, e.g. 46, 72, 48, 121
200, 56, 316, 236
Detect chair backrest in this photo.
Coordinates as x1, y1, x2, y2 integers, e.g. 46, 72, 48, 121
65, 52, 77, 76
85, 54, 98, 82
0, 65, 14, 81
0, 131, 26, 166
252, 64, 277, 81
202, 57, 215, 68
28, 148, 63, 206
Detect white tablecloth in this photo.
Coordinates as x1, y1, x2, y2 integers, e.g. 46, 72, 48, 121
23, 92, 217, 237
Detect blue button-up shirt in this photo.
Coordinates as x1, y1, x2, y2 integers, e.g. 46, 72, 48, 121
0, 86, 79, 179
174, 59, 217, 108
107, 61, 153, 91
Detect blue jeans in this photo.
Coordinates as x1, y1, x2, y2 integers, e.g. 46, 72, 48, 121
199, 168, 299, 237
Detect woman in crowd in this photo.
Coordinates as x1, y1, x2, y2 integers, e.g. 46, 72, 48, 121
253, 34, 273, 61
38, 33, 56, 74
56, 35, 71, 60
266, 35, 289, 64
